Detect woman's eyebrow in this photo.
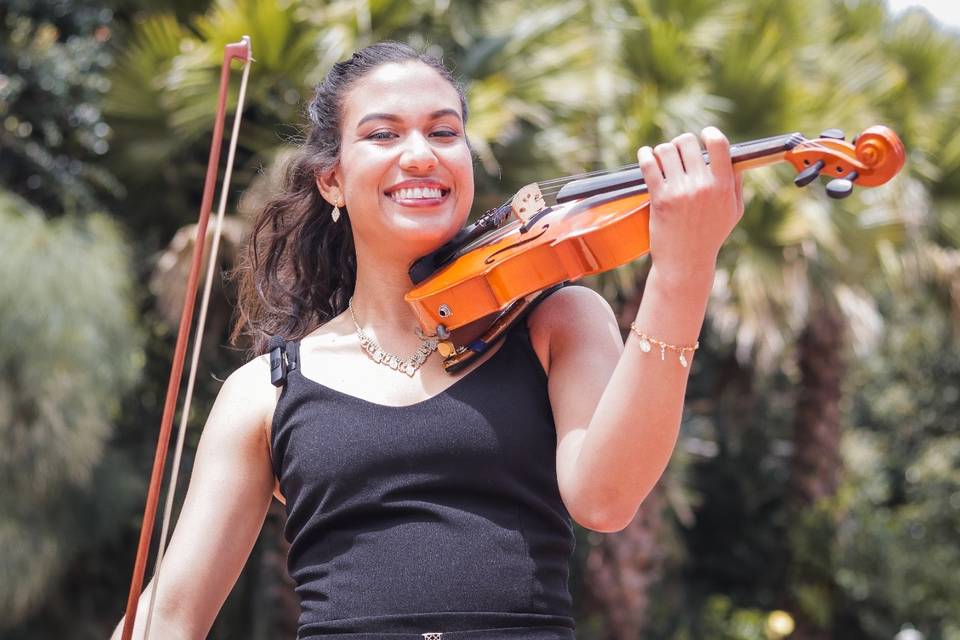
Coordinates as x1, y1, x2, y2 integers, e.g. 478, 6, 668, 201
356, 108, 462, 128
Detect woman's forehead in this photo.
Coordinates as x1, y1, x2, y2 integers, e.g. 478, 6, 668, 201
343, 62, 462, 125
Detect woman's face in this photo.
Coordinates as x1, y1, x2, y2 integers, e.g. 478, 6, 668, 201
326, 61, 475, 262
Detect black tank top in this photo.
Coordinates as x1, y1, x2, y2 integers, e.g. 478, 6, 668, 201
270, 309, 577, 640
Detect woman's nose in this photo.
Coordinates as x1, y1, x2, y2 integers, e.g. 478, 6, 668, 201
399, 132, 438, 173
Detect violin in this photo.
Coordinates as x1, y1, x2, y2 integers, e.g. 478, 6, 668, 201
404, 126, 905, 373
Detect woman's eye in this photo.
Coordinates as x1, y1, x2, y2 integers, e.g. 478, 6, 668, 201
366, 129, 458, 141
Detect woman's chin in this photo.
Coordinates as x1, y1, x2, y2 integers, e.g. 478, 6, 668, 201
390, 209, 467, 250
400, 218, 463, 256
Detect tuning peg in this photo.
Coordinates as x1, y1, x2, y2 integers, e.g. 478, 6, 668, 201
794, 159, 826, 187
826, 170, 859, 199
820, 128, 845, 140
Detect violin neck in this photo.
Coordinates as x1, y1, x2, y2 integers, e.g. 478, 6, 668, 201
728, 132, 806, 171
553, 132, 805, 203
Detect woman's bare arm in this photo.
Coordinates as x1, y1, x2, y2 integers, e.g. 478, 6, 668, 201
540, 128, 743, 533
111, 355, 277, 639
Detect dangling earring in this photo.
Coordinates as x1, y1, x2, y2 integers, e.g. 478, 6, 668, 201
331, 199, 343, 223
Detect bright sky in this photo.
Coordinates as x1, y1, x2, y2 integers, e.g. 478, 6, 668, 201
886, 0, 960, 30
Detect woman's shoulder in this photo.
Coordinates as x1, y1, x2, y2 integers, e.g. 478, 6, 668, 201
526, 284, 618, 373
528, 284, 616, 336
226, 351, 274, 389
221, 353, 290, 502
217, 352, 279, 431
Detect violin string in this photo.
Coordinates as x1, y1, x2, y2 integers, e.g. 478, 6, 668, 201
534, 138, 849, 194
533, 162, 640, 188
528, 136, 797, 189
550, 134, 853, 185
491, 136, 853, 212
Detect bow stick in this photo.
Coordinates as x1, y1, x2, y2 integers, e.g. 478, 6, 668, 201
120, 35, 252, 640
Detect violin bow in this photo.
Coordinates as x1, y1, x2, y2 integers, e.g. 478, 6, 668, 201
120, 35, 253, 640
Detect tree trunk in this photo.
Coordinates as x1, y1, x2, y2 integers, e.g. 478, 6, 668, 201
791, 303, 846, 507
788, 300, 847, 640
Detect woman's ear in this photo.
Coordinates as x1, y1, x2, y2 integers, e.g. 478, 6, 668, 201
315, 166, 344, 207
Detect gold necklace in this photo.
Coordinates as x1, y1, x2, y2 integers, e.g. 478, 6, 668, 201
348, 297, 438, 377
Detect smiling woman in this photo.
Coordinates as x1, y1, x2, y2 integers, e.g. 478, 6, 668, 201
318, 63, 474, 270
112, 40, 745, 639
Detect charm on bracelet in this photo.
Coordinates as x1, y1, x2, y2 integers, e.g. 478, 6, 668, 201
629, 323, 699, 368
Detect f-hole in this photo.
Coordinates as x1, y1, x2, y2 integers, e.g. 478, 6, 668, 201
483, 224, 550, 265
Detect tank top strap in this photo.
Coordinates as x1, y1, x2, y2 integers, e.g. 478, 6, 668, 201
286, 339, 300, 369
267, 335, 300, 387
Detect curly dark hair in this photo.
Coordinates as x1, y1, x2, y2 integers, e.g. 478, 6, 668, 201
229, 41, 468, 357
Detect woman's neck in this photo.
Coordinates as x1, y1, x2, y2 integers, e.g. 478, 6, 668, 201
349, 253, 422, 334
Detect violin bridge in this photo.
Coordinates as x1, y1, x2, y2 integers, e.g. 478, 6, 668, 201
511, 183, 546, 225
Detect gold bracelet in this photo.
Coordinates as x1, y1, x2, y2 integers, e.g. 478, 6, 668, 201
629, 323, 699, 368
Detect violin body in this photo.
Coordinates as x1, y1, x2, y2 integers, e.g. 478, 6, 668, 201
406, 192, 651, 334
405, 126, 905, 370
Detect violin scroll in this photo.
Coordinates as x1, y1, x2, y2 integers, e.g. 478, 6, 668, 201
852, 125, 907, 186
786, 125, 905, 197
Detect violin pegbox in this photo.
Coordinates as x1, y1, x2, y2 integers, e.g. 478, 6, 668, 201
785, 125, 905, 199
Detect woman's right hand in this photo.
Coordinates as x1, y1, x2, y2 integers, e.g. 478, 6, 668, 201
110, 355, 278, 639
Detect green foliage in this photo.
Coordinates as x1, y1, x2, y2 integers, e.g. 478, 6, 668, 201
0, 0, 122, 215
677, 595, 771, 640
834, 294, 960, 638
786, 502, 838, 629
646, 290, 960, 639
648, 593, 791, 640
633, 345, 794, 637
0, 190, 144, 627
2, 0, 960, 637
104, 1, 323, 239
682, 359, 792, 597
102, 0, 597, 239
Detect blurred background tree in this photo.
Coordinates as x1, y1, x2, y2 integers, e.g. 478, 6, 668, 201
1, 0, 958, 638
0, 0, 122, 215
0, 192, 144, 633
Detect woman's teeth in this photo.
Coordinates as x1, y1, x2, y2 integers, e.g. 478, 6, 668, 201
389, 187, 445, 200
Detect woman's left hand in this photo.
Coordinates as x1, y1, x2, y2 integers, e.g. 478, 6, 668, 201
636, 126, 744, 283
